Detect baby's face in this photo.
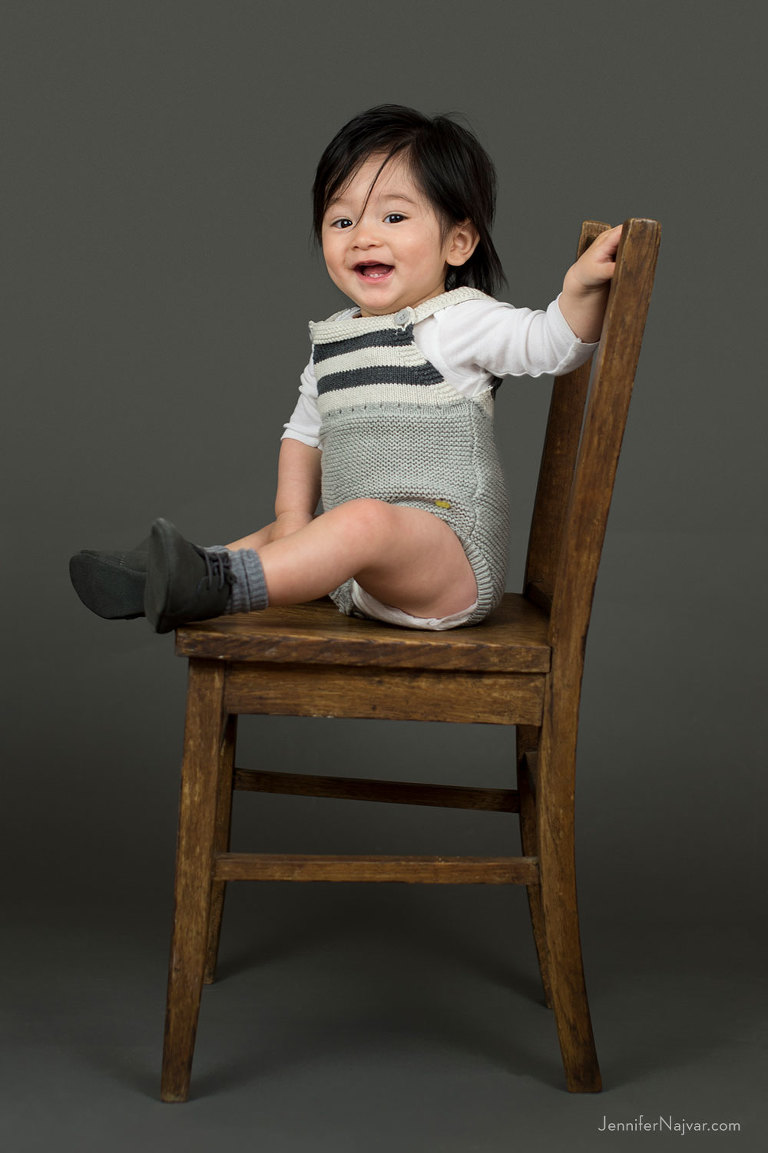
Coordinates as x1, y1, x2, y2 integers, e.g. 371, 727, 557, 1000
321, 154, 459, 317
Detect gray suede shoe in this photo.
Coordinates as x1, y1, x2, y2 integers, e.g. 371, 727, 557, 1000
69, 540, 149, 619
144, 518, 233, 634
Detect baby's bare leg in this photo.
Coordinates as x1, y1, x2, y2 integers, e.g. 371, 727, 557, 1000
257, 498, 477, 619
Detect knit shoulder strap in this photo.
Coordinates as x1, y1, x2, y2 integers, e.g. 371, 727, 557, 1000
410, 286, 492, 324
310, 287, 493, 345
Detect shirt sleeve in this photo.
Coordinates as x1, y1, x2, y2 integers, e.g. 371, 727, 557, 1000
427, 295, 599, 386
281, 356, 322, 448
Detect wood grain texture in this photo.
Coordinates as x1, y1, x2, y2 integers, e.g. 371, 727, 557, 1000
234, 768, 520, 811
203, 713, 237, 984
213, 853, 539, 885
161, 661, 229, 1103
533, 218, 660, 1092
517, 732, 553, 1008
175, 593, 551, 672
524, 221, 611, 611
549, 219, 661, 654
224, 662, 545, 725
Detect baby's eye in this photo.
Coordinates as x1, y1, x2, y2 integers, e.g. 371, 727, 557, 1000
384, 213, 406, 224
329, 218, 354, 229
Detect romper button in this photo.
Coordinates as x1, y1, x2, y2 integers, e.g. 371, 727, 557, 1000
394, 308, 412, 327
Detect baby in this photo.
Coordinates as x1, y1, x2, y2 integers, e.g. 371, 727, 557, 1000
70, 104, 620, 633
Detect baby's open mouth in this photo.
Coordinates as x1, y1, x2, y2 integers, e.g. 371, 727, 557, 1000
355, 262, 393, 279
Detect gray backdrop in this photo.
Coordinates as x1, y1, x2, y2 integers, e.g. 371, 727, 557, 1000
3, 1, 766, 1150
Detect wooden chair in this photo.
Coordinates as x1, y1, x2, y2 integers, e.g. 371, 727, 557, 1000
160, 217, 661, 1101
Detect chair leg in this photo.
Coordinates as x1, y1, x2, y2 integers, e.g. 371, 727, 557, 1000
204, 713, 237, 984
516, 726, 553, 1008
161, 660, 229, 1103
535, 724, 601, 1092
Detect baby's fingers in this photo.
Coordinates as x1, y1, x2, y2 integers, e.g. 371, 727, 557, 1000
594, 223, 623, 259
578, 224, 622, 284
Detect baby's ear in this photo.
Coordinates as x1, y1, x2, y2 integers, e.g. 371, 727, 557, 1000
446, 220, 480, 267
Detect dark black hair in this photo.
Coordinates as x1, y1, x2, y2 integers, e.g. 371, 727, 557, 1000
312, 104, 505, 296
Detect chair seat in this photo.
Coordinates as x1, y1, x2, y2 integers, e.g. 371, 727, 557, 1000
174, 592, 551, 673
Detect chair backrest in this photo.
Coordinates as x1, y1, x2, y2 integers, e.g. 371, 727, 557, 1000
523, 218, 661, 653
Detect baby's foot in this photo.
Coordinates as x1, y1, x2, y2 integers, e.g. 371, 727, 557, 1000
69, 540, 149, 619
144, 518, 233, 634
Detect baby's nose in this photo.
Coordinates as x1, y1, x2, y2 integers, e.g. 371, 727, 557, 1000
352, 222, 381, 246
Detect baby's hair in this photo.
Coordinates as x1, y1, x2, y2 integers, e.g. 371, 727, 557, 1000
312, 104, 505, 296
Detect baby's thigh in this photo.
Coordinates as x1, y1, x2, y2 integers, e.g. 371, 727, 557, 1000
350, 501, 477, 619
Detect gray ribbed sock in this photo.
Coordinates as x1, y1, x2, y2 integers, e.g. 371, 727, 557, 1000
208, 547, 269, 615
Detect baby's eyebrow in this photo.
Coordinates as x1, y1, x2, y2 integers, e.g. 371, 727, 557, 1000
376, 192, 418, 205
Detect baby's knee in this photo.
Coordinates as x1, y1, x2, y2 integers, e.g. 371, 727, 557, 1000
336, 498, 397, 539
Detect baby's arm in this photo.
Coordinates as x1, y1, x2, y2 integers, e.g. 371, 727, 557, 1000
558, 224, 622, 343
227, 438, 321, 551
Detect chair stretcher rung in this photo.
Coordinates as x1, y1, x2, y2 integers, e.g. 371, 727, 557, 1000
234, 768, 520, 812
213, 853, 539, 885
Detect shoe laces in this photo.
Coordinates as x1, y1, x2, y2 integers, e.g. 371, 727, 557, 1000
200, 548, 233, 590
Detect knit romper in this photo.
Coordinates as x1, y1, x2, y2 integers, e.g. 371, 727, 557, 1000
309, 287, 511, 627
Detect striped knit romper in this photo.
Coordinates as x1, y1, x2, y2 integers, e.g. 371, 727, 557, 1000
310, 287, 511, 627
